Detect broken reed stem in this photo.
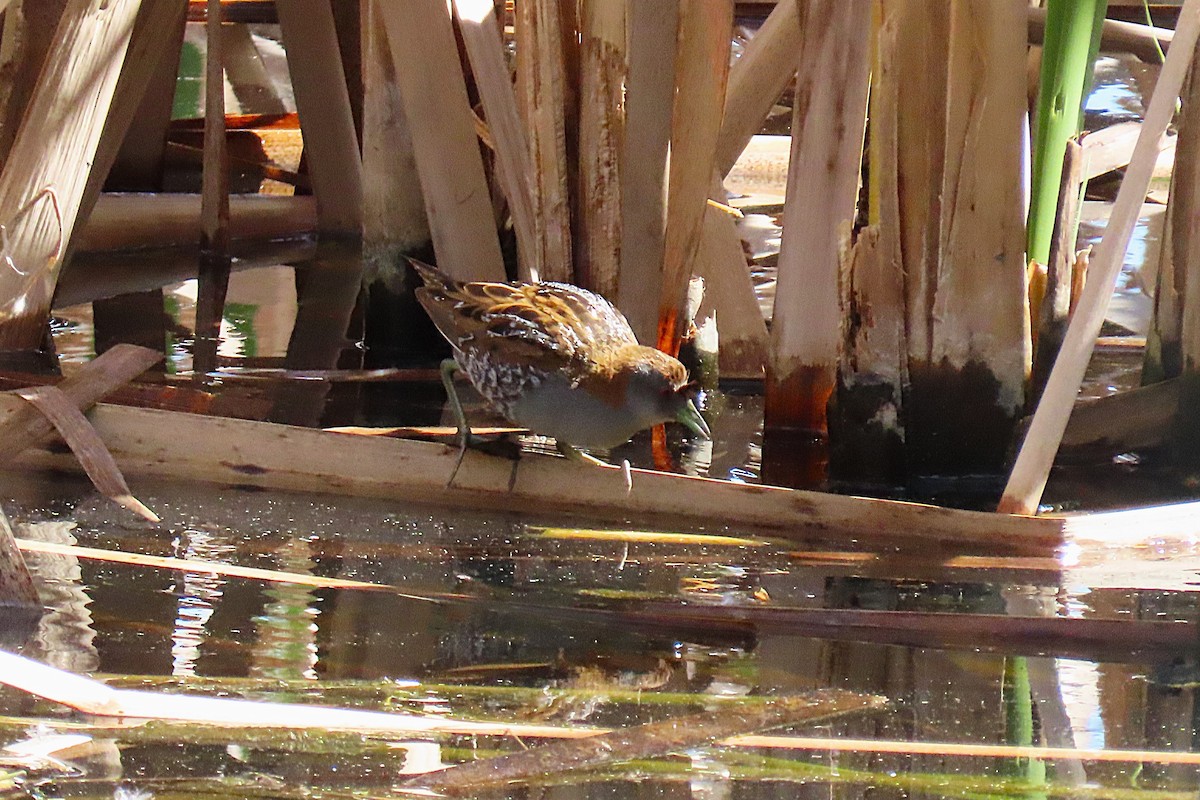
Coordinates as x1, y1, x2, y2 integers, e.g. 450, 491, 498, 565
695, 198, 769, 378
4, 396, 1078, 552
1168, 31, 1200, 468
15, 538, 395, 593
194, 0, 231, 380
767, 0, 871, 434
404, 691, 886, 793
454, 0, 540, 281
1144, 40, 1200, 386
618, 0, 677, 342
14, 386, 159, 522
713, 0, 800, 179
0, 0, 141, 349
576, 0, 625, 299
657, 0, 732, 356
515, 0, 574, 283
825, 2, 908, 486
1030, 138, 1084, 407
0, 507, 37, 607
0, 343, 160, 461
912, 0, 1029, 478
1069, 247, 1089, 317
75, 0, 190, 247
199, 0, 229, 250
0, 344, 161, 520
1000, 0, 1200, 515
274, 0, 364, 236
379, 0, 505, 281
361, 0, 431, 263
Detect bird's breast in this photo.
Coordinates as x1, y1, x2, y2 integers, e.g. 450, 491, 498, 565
507, 376, 646, 450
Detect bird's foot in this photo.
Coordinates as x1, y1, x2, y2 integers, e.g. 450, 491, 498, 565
440, 357, 522, 487
555, 440, 606, 466
553, 441, 631, 490
447, 430, 522, 487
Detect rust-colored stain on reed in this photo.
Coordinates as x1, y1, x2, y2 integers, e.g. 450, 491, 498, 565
764, 363, 836, 436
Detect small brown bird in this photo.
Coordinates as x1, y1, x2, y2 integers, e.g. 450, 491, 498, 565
412, 261, 710, 466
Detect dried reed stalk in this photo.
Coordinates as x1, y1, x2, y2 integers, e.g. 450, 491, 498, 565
378, 0, 505, 281
692, 0, 802, 377
830, 1, 908, 486
618, 0, 677, 341
1031, 139, 1084, 405
194, 0, 231, 379
361, 0, 430, 264
1168, 31, 1200, 468
455, 0, 539, 281
0, 0, 141, 348
1001, 0, 1200, 514
514, 0, 574, 283
909, 0, 1028, 477
657, 0, 732, 355
767, 0, 870, 433
714, 0, 800, 179
3, 397, 1073, 554
275, 0, 363, 235
576, 0, 625, 298
695, 202, 768, 378
75, 0, 189, 244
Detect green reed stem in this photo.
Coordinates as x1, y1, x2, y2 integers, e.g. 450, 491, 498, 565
1029, 0, 1109, 266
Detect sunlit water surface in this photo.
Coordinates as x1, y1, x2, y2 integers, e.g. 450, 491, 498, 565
0, 469, 1195, 798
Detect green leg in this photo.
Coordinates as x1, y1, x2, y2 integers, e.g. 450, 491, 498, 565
555, 440, 605, 466
440, 358, 477, 484
440, 359, 473, 450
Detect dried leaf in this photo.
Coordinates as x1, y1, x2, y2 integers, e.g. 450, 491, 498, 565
15, 386, 158, 522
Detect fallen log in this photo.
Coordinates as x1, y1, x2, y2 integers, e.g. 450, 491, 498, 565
75, 193, 316, 253
57, 237, 316, 308
1058, 377, 1178, 461
1028, 6, 1174, 63
5, 399, 1200, 556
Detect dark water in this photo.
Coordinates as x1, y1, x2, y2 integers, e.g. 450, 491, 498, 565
0, 468, 1196, 799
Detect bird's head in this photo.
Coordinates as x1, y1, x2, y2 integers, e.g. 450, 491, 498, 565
620, 348, 711, 441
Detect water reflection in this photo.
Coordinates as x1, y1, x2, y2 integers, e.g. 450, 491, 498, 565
20, 520, 99, 675
249, 538, 321, 681
0, 473, 1194, 797
170, 526, 233, 677
55, 264, 299, 373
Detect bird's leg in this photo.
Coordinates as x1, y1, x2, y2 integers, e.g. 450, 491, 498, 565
440, 358, 477, 484
554, 442, 633, 489
440, 359, 522, 485
555, 440, 606, 466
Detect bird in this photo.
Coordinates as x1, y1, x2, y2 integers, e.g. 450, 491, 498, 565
411, 260, 710, 473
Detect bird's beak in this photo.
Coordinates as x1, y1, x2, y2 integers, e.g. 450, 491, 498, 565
676, 399, 711, 440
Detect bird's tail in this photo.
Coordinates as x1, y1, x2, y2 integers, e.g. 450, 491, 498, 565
406, 257, 458, 292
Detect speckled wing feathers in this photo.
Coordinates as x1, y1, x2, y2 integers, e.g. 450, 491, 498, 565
413, 263, 638, 383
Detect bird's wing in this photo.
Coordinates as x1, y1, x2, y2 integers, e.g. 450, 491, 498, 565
414, 263, 637, 380
537, 282, 639, 354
